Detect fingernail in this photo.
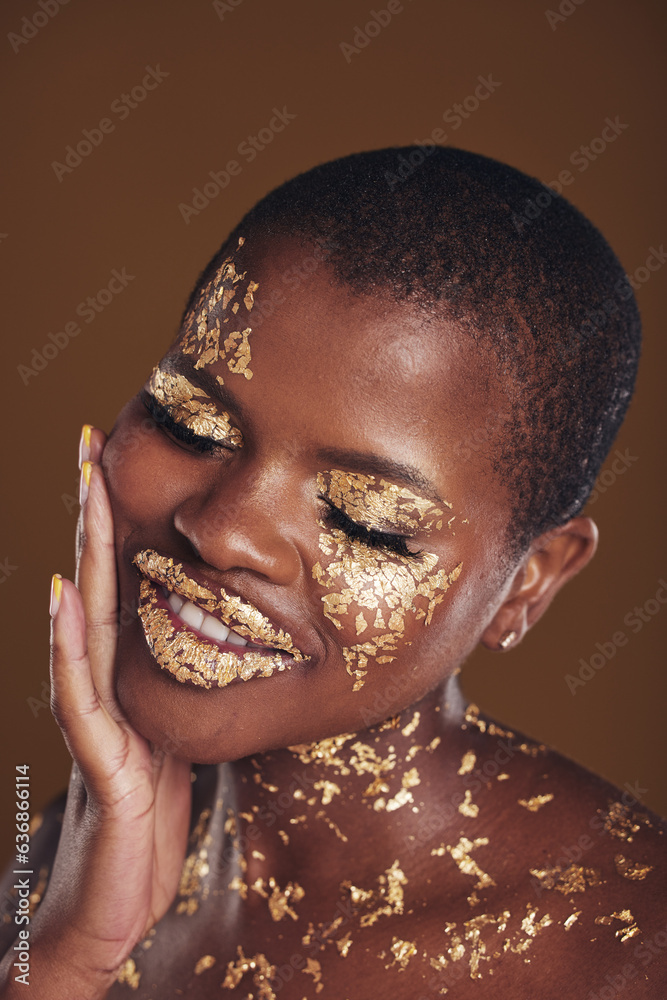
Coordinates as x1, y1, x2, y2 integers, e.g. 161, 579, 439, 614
50, 574, 62, 618
79, 461, 92, 506
78, 424, 93, 470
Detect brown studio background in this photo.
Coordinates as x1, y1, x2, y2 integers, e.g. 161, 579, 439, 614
1, 0, 665, 864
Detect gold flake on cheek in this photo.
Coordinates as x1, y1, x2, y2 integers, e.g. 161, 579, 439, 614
613, 854, 654, 880
179, 237, 257, 382
433, 837, 496, 890
518, 793, 554, 812
312, 523, 462, 691
146, 366, 243, 447
595, 910, 641, 942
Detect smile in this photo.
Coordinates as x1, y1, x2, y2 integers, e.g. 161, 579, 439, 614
133, 548, 309, 690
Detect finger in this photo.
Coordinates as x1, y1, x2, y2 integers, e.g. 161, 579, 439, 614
78, 424, 107, 469
75, 462, 120, 711
49, 576, 129, 802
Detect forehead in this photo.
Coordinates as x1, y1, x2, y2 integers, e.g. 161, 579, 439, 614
174, 238, 500, 493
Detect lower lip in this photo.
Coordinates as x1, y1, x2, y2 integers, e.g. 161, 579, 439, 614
137, 578, 295, 690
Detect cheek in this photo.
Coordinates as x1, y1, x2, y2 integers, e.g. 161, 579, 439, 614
103, 403, 189, 530
312, 527, 462, 692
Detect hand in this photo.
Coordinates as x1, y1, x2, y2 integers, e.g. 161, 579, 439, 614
4, 427, 192, 997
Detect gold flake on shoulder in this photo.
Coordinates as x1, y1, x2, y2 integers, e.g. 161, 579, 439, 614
341, 860, 407, 927
458, 750, 477, 775
595, 909, 641, 942
435, 837, 496, 889
194, 954, 216, 975
614, 854, 654, 880
402, 710, 421, 737
599, 801, 652, 842
563, 910, 581, 930
251, 877, 305, 921
529, 863, 603, 895
302, 957, 324, 992
388, 937, 418, 969
336, 931, 353, 957
459, 789, 479, 818
518, 793, 554, 812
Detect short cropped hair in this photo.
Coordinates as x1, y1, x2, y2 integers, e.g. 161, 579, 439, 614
187, 146, 641, 557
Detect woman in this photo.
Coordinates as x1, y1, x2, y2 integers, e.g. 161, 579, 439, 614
1, 147, 664, 998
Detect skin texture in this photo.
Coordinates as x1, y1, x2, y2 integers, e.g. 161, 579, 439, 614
0, 239, 664, 999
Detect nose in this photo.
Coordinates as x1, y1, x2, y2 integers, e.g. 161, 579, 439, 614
173, 469, 303, 587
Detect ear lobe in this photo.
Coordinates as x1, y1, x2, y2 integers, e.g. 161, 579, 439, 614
481, 517, 598, 651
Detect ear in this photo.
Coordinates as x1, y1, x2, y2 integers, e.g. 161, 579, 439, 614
480, 517, 598, 651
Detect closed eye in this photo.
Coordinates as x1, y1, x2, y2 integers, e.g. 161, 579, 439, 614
141, 390, 223, 453
319, 498, 421, 558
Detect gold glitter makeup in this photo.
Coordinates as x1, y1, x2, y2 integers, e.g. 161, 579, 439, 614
134, 549, 307, 689
595, 910, 641, 942
194, 955, 216, 975
146, 366, 243, 447
613, 854, 654, 880
433, 837, 496, 890
251, 877, 305, 921
458, 750, 476, 775
388, 937, 418, 970
599, 801, 651, 842
529, 863, 603, 895
180, 238, 258, 382
313, 471, 463, 689
458, 789, 479, 818
518, 793, 554, 812
222, 948, 277, 998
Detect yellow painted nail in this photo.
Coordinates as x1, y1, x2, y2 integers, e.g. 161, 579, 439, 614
50, 574, 62, 618
80, 461, 93, 505
79, 424, 93, 469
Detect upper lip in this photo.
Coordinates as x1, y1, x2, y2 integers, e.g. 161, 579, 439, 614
132, 548, 308, 661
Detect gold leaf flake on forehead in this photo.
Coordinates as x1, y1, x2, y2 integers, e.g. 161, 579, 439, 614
318, 470, 450, 534
180, 237, 257, 382
147, 366, 243, 447
313, 524, 462, 690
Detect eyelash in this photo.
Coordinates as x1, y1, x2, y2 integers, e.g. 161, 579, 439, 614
141, 391, 220, 453
320, 498, 420, 559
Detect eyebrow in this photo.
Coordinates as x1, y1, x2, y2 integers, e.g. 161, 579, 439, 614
316, 447, 445, 505
162, 353, 247, 421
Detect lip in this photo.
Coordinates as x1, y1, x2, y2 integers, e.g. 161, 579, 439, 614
133, 548, 309, 690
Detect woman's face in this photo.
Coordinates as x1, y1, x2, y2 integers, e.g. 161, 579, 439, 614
104, 237, 513, 762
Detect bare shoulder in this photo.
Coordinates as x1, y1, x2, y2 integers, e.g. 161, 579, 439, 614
0, 790, 65, 955
412, 706, 667, 997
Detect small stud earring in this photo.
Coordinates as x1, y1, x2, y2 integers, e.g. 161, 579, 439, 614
499, 630, 517, 650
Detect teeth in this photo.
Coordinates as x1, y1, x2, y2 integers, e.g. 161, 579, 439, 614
178, 601, 205, 630
168, 592, 185, 614
163, 587, 254, 648
199, 615, 230, 643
